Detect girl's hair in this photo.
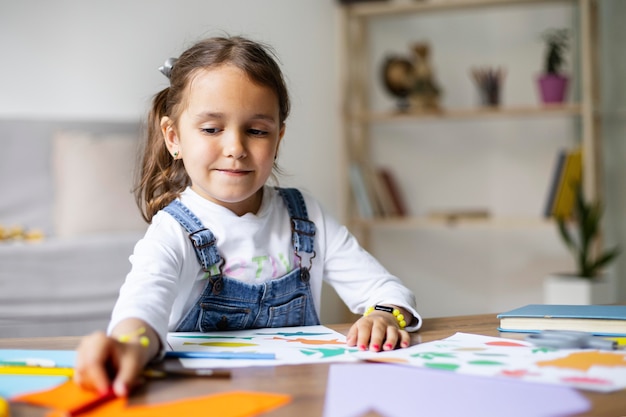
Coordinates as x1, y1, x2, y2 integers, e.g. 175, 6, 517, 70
135, 36, 291, 222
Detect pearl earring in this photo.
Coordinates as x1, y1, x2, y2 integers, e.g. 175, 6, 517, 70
173, 151, 179, 158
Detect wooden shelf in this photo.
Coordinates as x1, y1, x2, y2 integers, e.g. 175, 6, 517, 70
354, 103, 582, 123
341, 0, 600, 250
345, 0, 577, 18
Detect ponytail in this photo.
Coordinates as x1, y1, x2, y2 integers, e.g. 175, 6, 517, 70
134, 88, 189, 222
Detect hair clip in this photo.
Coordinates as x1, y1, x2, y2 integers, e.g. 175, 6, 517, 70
158, 57, 178, 79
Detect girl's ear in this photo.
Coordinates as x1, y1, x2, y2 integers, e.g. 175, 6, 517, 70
161, 116, 180, 158
275, 123, 286, 158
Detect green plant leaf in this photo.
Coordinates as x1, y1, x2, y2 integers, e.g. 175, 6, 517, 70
555, 180, 619, 277
587, 247, 622, 277
557, 217, 576, 253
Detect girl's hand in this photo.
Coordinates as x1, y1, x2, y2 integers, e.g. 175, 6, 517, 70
74, 321, 159, 397
346, 308, 411, 352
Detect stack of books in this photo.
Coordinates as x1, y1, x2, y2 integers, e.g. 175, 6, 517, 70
497, 304, 626, 337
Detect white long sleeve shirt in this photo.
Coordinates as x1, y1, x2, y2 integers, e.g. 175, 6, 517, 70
109, 186, 421, 342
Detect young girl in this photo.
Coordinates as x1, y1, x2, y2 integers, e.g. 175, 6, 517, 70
75, 36, 421, 396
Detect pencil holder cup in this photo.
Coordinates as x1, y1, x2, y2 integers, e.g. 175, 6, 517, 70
478, 83, 500, 107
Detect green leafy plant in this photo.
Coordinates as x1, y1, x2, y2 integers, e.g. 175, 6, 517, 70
557, 184, 620, 279
542, 28, 569, 74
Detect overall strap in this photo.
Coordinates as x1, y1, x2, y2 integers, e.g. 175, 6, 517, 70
276, 187, 316, 254
162, 200, 222, 272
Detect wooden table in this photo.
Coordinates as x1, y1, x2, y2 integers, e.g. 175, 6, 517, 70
2, 314, 626, 417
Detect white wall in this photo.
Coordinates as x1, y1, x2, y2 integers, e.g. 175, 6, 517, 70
600, 0, 626, 307
0, 0, 348, 323
1, 0, 624, 321
0, 0, 341, 213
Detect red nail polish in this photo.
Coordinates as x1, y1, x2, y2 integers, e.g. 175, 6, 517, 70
372, 344, 380, 351
384, 343, 393, 350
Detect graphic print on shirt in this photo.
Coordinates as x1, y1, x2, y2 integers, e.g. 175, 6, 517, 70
202, 252, 308, 282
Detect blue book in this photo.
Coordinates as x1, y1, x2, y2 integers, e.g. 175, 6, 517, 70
497, 304, 626, 336
543, 149, 566, 218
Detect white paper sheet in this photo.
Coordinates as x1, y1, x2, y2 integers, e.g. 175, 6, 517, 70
354, 332, 626, 392
166, 325, 359, 368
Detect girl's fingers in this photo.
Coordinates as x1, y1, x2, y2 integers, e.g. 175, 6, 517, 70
345, 323, 358, 347
399, 329, 411, 348
349, 314, 411, 351
382, 327, 399, 351
75, 332, 115, 394
112, 346, 146, 397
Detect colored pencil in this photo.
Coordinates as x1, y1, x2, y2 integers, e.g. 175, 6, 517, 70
0, 359, 56, 367
165, 351, 275, 360
143, 368, 231, 378
67, 388, 116, 417
0, 366, 74, 377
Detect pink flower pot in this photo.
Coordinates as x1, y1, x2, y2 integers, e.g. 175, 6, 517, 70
537, 74, 569, 103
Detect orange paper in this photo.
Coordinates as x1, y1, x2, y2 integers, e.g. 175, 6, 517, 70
14, 380, 105, 410
15, 380, 290, 417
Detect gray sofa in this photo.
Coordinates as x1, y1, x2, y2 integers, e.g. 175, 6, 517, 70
0, 118, 146, 336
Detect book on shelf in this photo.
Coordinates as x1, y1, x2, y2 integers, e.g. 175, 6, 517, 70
497, 304, 626, 336
543, 149, 567, 217
349, 163, 408, 219
376, 168, 407, 217
368, 168, 398, 217
544, 148, 582, 219
349, 163, 376, 218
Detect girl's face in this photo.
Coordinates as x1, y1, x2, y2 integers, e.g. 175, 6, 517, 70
162, 65, 285, 216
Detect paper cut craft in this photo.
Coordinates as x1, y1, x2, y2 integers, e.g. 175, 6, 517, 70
167, 325, 358, 369
0, 349, 76, 398
354, 332, 626, 392
16, 380, 291, 417
14, 380, 104, 411
323, 364, 590, 417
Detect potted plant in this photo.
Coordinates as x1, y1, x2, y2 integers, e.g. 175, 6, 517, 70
544, 184, 621, 304
537, 28, 569, 104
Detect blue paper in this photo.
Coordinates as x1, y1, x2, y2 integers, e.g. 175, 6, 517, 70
0, 349, 76, 368
0, 375, 69, 398
0, 349, 76, 398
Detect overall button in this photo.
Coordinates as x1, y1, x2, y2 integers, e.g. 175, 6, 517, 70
211, 276, 224, 294
300, 268, 310, 283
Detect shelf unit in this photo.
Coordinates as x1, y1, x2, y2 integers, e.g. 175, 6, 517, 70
340, 0, 601, 245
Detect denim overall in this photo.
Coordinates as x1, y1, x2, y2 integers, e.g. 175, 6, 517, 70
163, 187, 320, 332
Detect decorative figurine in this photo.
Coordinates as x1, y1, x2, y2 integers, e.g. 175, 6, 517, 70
409, 42, 441, 111
382, 56, 414, 111
381, 42, 441, 112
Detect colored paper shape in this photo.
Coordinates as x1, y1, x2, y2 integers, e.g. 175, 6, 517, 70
14, 380, 105, 410
0, 349, 76, 398
167, 325, 358, 369
323, 364, 591, 417
0, 350, 76, 368
16, 380, 290, 417
536, 350, 626, 371
0, 375, 68, 399
354, 332, 626, 392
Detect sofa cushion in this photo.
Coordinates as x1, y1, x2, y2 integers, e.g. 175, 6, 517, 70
53, 130, 147, 237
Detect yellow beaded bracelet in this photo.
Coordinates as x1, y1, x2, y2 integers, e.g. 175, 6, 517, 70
364, 305, 407, 329
117, 326, 150, 348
